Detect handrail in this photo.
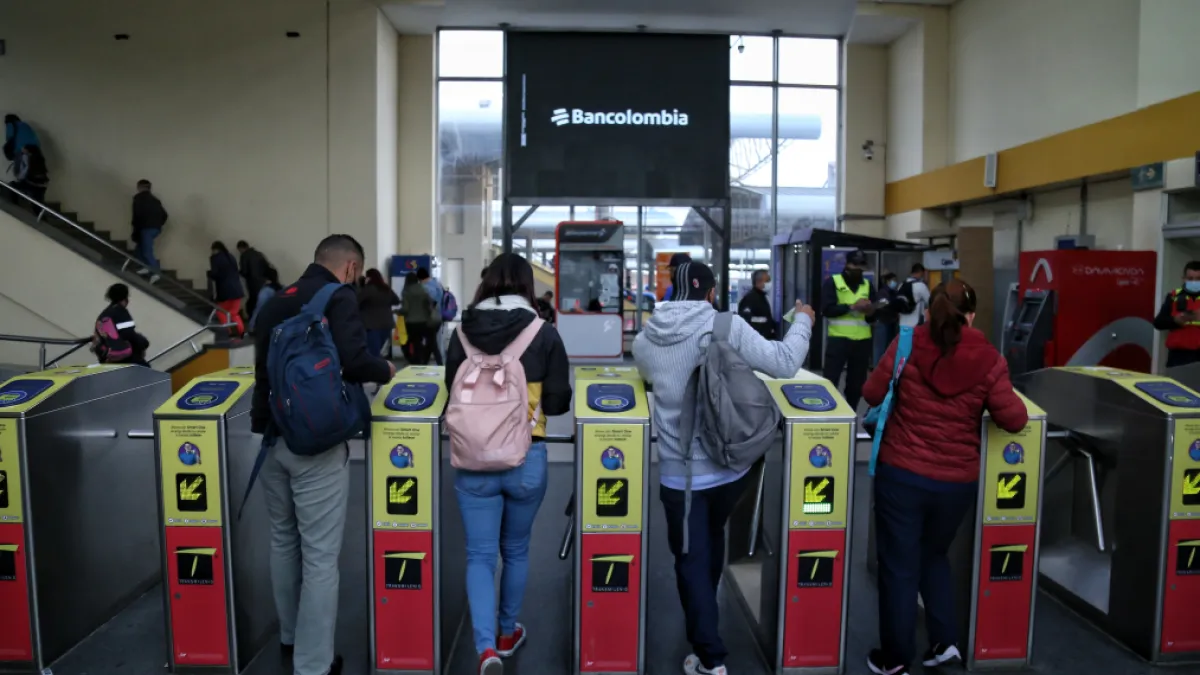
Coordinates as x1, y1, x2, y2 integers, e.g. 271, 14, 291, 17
147, 322, 237, 364
0, 333, 91, 370
0, 180, 225, 313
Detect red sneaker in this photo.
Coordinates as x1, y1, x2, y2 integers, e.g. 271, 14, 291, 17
479, 649, 503, 675
496, 623, 527, 657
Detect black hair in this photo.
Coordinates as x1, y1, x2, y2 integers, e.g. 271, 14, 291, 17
911, 263, 926, 274
265, 266, 281, 289
1185, 261, 1200, 275
314, 234, 364, 265
211, 241, 229, 254
105, 283, 130, 304
416, 267, 431, 281
881, 272, 897, 285
473, 253, 537, 308
751, 269, 769, 285
403, 272, 419, 287
4, 114, 19, 125
481, 265, 490, 279
236, 240, 249, 250
136, 179, 152, 190
366, 268, 389, 289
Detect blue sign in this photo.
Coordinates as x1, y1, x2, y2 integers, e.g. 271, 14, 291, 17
781, 384, 836, 413
1189, 439, 1200, 463
389, 255, 432, 278
1134, 381, 1200, 409
808, 445, 832, 468
1003, 442, 1025, 465
177, 380, 241, 411
390, 444, 415, 469
384, 382, 439, 413
0, 379, 55, 408
587, 384, 635, 414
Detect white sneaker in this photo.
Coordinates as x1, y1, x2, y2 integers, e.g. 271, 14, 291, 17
922, 643, 962, 667
683, 655, 727, 675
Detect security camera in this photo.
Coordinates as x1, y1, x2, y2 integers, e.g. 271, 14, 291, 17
738, 43, 745, 54
861, 140, 875, 161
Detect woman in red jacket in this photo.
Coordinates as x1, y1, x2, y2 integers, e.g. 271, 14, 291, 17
861, 279, 1028, 675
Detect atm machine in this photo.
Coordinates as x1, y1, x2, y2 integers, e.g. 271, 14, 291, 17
1018, 366, 1200, 663
556, 221, 626, 362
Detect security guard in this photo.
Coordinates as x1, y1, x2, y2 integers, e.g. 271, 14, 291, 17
1154, 260, 1200, 367
821, 250, 877, 411
738, 269, 777, 340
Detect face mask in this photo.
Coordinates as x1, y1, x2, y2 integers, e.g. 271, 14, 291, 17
887, 280, 899, 290
762, 282, 773, 294
1186, 281, 1200, 294
843, 269, 863, 283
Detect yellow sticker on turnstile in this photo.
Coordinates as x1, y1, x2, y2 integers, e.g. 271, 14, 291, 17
581, 424, 644, 532
159, 420, 223, 526
982, 420, 1043, 524
0, 419, 24, 523
157, 369, 254, 418
0, 366, 121, 415
789, 423, 851, 528
1169, 418, 1200, 520
371, 422, 433, 530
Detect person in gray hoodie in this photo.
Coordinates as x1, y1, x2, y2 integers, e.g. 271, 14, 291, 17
632, 261, 815, 675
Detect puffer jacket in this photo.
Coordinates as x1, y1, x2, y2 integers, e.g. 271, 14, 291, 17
863, 324, 1028, 483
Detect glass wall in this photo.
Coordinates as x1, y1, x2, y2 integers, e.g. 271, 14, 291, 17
436, 30, 841, 307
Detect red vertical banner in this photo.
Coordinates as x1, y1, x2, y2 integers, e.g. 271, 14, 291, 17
374, 530, 435, 671
165, 526, 230, 667
781, 529, 846, 668
1162, 520, 1200, 654
972, 524, 1037, 662
580, 533, 641, 673
0, 523, 32, 662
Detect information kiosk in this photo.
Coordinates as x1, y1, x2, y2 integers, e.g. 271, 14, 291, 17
572, 366, 651, 674
368, 366, 451, 674
0, 365, 170, 672
555, 221, 626, 362
154, 367, 271, 674
1018, 366, 1200, 663
725, 373, 857, 674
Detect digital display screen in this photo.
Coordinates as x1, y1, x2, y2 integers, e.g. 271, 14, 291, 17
591, 556, 631, 593
175, 548, 215, 586
796, 551, 835, 588
176, 473, 208, 512
387, 476, 419, 516
996, 472, 1026, 510
505, 32, 730, 201
802, 476, 834, 515
596, 478, 628, 517
384, 552, 424, 590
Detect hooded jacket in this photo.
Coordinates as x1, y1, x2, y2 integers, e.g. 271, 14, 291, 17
863, 325, 1028, 484
633, 301, 812, 489
444, 295, 571, 439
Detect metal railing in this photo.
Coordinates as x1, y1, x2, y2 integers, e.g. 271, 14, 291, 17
147, 322, 238, 364
0, 333, 92, 369
0, 180, 225, 315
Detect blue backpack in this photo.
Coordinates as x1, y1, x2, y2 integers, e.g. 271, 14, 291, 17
863, 326, 914, 476
239, 283, 370, 517
440, 289, 458, 322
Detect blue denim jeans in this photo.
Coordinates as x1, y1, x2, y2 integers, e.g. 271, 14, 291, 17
137, 228, 160, 271
455, 442, 549, 654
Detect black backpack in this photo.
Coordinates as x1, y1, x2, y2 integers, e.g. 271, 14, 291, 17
892, 279, 917, 314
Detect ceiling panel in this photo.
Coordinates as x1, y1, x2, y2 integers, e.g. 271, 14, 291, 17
381, 0, 859, 36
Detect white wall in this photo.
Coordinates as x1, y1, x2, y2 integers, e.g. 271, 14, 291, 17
0, 210, 209, 367
1019, 180, 1134, 251
376, 16, 400, 264
887, 24, 925, 181
0, 0, 401, 286
842, 44, 888, 219
1137, 0, 1200, 106
397, 35, 436, 258
949, 0, 1140, 161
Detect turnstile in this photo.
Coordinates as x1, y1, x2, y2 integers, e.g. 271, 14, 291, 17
0, 365, 171, 672
864, 391, 1047, 670
154, 367, 274, 673
368, 365, 453, 674
1018, 366, 1200, 663
726, 373, 857, 674
572, 366, 651, 674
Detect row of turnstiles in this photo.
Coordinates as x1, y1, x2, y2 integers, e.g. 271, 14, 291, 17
0, 360, 1197, 674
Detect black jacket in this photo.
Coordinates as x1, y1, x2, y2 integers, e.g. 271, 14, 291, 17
97, 303, 150, 365
132, 192, 168, 233
737, 288, 777, 340
251, 264, 393, 433
239, 248, 273, 292
208, 251, 244, 302
445, 301, 572, 439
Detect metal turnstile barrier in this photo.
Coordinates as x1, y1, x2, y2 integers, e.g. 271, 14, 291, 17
866, 391, 1048, 670
154, 367, 272, 673
0, 365, 171, 673
726, 373, 856, 674
572, 366, 651, 674
368, 365, 451, 674
1018, 366, 1200, 663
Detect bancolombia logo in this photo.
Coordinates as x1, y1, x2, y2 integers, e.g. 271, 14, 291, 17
551, 108, 690, 127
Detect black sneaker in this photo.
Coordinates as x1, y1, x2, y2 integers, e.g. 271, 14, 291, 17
280, 643, 294, 659
922, 643, 962, 667
867, 649, 910, 675
327, 654, 344, 675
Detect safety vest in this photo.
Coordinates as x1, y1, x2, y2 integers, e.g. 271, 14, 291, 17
828, 274, 872, 340
1167, 288, 1200, 351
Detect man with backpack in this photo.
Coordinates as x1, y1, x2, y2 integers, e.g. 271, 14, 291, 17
632, 261, 815, 675
896, 263, 931, 329
250, 234, 395, 675
417, 266, 454, 365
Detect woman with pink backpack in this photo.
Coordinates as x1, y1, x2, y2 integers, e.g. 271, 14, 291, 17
444, 253, 572, 675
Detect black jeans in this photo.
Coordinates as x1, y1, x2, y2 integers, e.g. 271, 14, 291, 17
1166, 349, 1200, 368
660, 473, 752, 669
874, 466, 976, 668
823, 336, 873, 411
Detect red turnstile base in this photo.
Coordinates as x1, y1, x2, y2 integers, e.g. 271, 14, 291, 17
0, 522, 32, 662
781, 528, 846, 669
165, 525, 230, 667
973, 524, 1036, 662
1162, 519, 1200, 654
374, 530, 435, 670
580, 533, 641, 673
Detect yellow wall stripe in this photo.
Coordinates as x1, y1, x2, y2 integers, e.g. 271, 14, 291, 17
885, 91, 1200, 215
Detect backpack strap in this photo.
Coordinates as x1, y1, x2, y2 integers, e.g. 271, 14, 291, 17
302, 283, 346, 318
501, 317, 545, 358
712, 311, 734, 344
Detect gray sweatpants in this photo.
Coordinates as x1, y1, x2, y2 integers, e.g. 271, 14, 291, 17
259, 442, 350, 675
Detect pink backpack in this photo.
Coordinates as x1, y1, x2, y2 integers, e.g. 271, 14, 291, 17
94, 316, 133, 363
446, 318, 545, 471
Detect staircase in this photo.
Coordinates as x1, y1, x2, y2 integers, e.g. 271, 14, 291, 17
0, 186, 228, 334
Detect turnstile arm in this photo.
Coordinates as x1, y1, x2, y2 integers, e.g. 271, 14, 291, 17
127, 429, 155, 439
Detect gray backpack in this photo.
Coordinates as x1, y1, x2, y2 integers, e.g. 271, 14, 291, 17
678, 312, 782, 551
